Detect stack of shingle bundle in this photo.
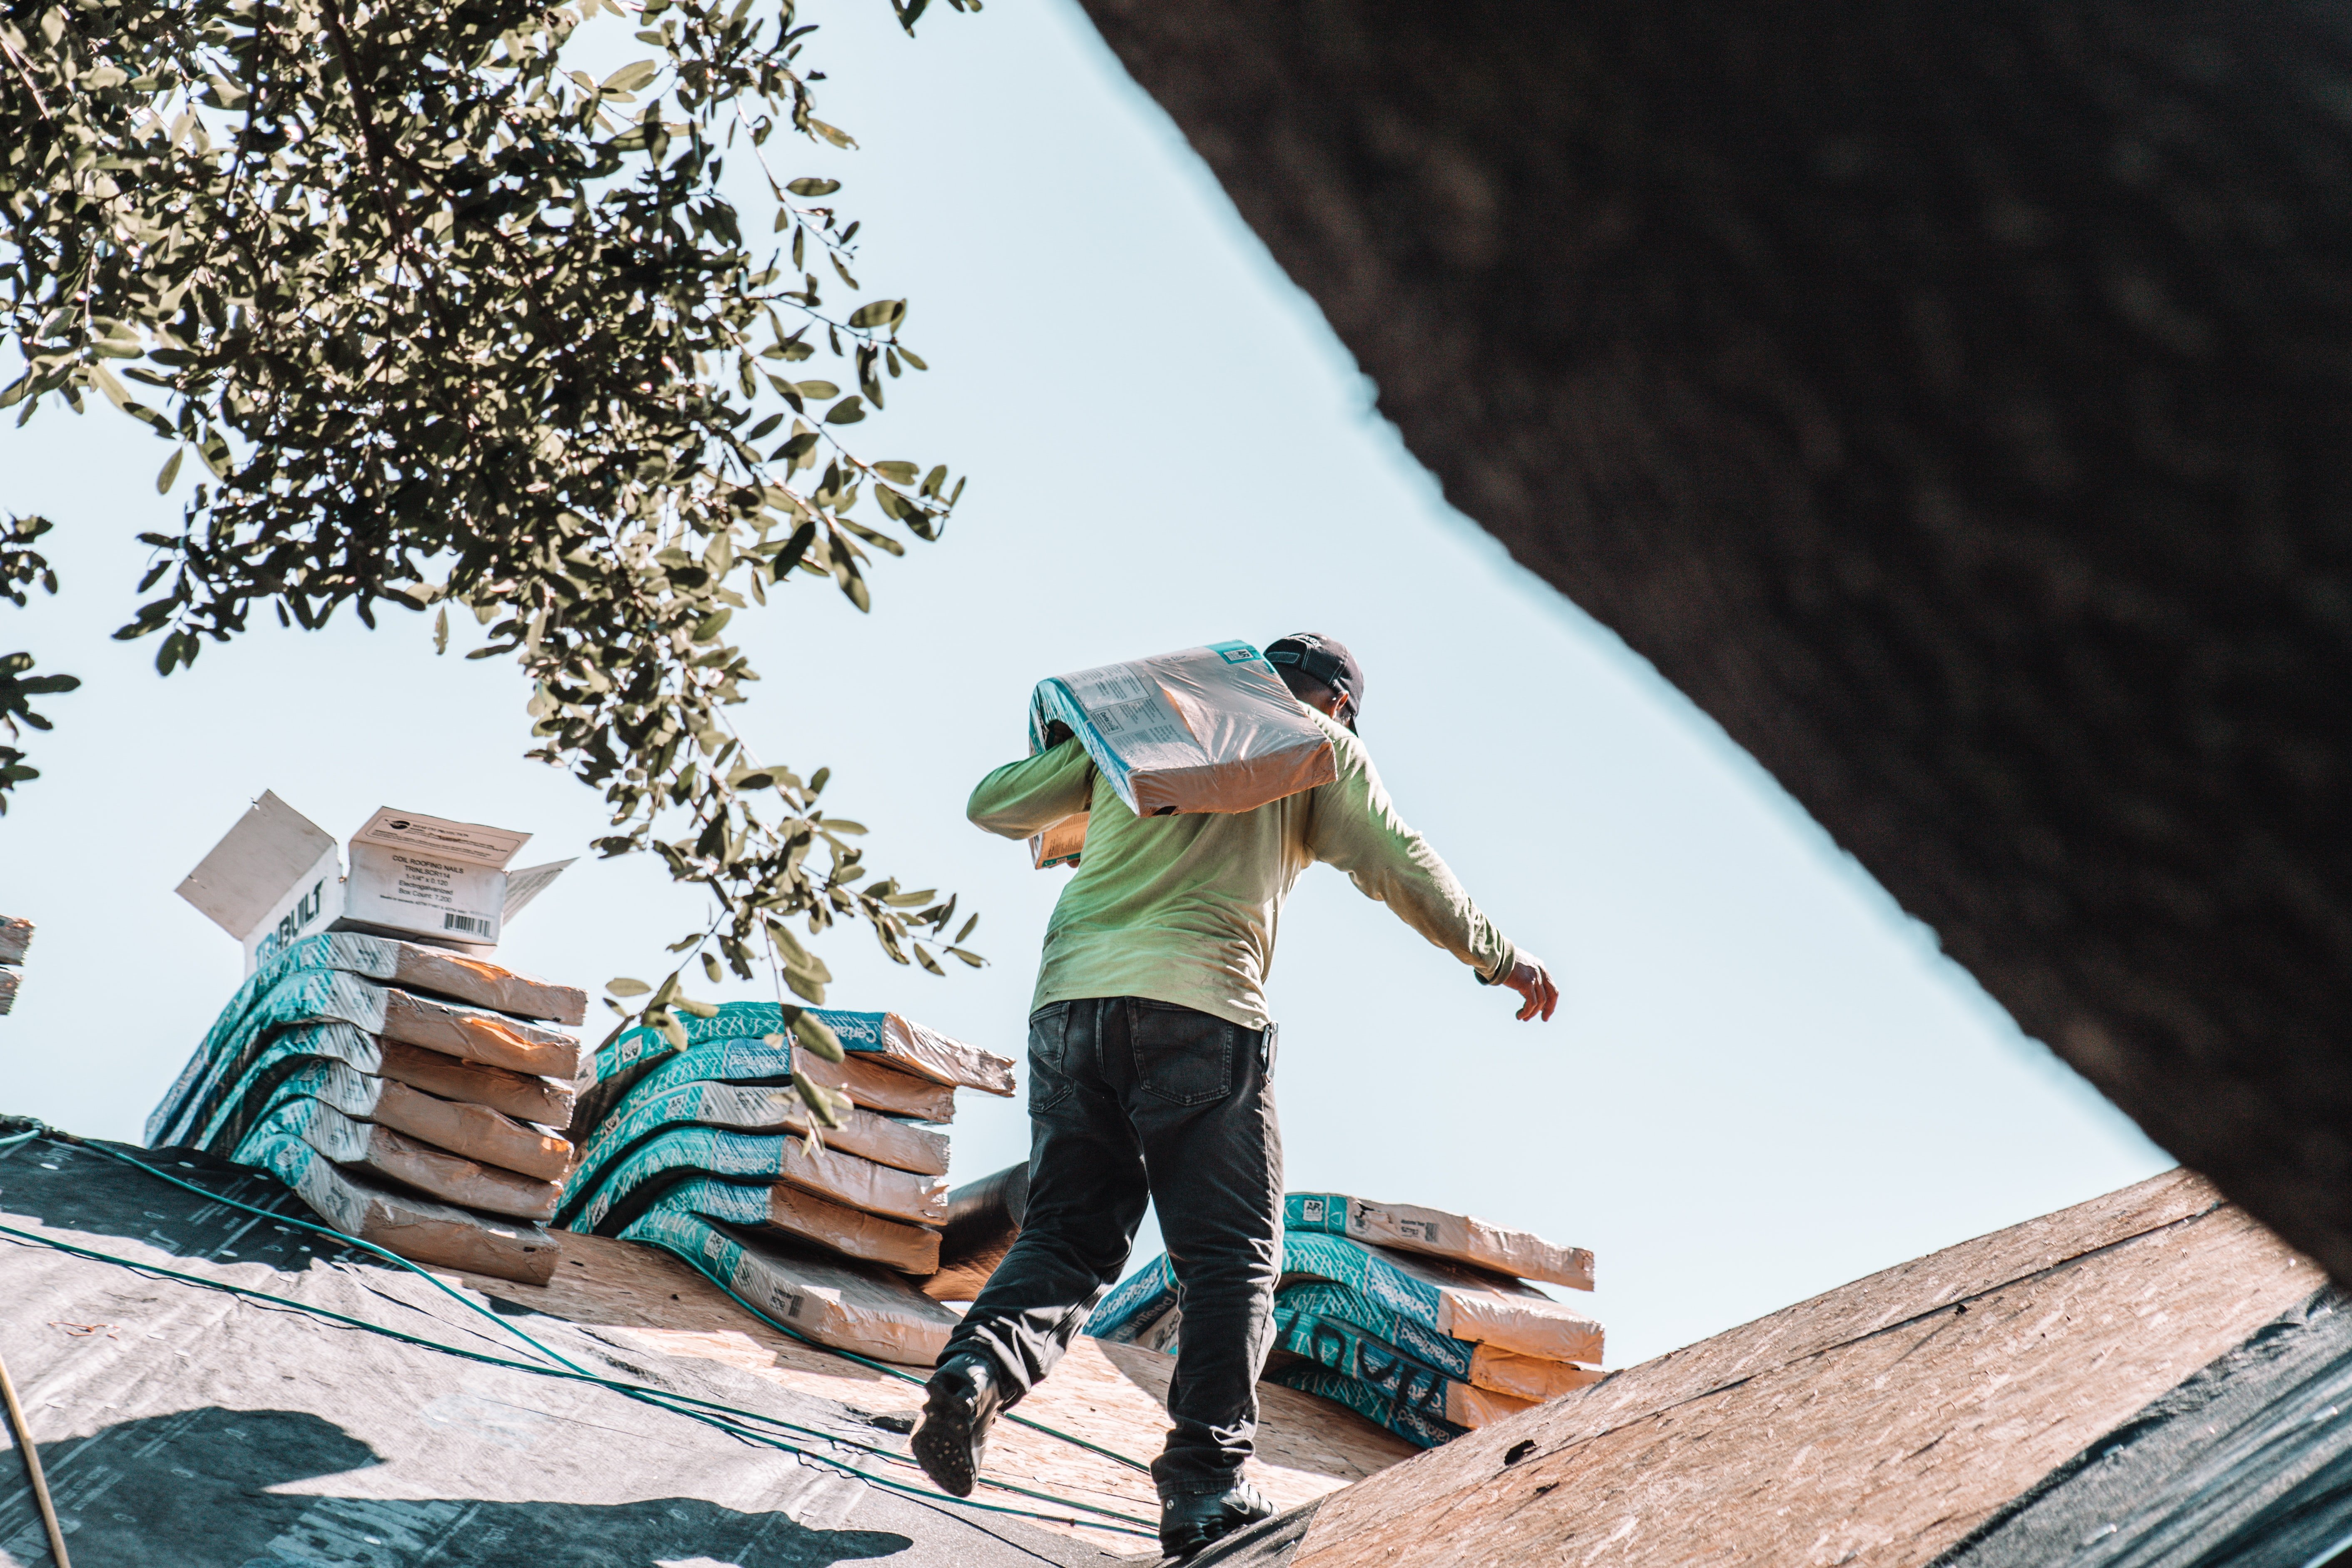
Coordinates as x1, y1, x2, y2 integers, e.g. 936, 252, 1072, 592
557, 1000, 1017, 1363
1087, 1192, 1601, 1447
144, 933, 587, 1284
0, 916, 28, 1015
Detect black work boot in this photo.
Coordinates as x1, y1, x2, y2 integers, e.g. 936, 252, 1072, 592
1158, 1476, 1275, 1558
911, 1353, 1004, 1498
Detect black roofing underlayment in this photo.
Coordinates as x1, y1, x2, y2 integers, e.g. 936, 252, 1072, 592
0, 1131, 1138, 1567
1932, 1289, 2352, 1568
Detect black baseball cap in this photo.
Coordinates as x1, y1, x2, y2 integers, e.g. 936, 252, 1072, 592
1264, 633, 1365, 732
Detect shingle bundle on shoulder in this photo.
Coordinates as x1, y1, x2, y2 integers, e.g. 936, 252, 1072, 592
145, 931, 588, 1285
1086, 1192, 1602, 1448
558, 1000, 1014, 1364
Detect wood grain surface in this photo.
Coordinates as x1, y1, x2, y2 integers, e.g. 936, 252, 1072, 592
449, 1227, 1416, 1551
1290, 1171, 2319, 1568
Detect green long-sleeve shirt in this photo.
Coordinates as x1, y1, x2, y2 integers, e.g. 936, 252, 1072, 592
967, 705, 1519, 1029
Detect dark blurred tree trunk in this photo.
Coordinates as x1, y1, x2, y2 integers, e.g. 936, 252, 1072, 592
1077, 0, 2352, 1275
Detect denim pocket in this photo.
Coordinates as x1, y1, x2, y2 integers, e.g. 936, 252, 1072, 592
1028, 1003, 1075, 1115
1128, 999, 1235, 1107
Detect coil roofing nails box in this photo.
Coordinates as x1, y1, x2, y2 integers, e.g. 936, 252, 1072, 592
177, 791, 574, 972
1025, 640, 1339, 869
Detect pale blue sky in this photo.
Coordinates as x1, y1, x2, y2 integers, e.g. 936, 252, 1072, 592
0, 0, 2167, 1366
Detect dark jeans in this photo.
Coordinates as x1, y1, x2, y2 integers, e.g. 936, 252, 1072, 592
941, 996, 1282, 1494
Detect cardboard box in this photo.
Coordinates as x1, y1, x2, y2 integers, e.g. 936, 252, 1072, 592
1025, 641, 1338, 869
176, 792, 572, 971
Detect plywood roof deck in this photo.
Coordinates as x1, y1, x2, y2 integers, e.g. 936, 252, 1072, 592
449, 1228, 1418, 1553
1272, 1170, 2324, 1568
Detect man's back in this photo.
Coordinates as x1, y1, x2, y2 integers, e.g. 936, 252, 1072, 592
968, 703, 1515, 1029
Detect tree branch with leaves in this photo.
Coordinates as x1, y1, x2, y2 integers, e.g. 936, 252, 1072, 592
0, 0, 987, 1119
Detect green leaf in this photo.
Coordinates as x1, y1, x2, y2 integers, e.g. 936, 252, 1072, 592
794, 381, 839, 400
155, 449, 183, 493
607, 977, 652, 997
675, 996, 719, 1018
790, 1071, 847, 1127
873, 461, 918, 484
824, 397, 865, 425
602, 60, 660, 92
786, 178, 841, 197
792, 1011, 846, 1063
433, 606, 449, 655
847, 300, 903, 330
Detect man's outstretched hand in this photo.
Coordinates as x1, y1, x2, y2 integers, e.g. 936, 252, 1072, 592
1503, 959, 1559, 1022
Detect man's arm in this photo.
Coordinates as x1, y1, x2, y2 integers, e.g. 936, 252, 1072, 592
1304, 726, 1557, 1020
968, 737, 1095, 840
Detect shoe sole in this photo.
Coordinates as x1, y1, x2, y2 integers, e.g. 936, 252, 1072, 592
911, 1400, 981, 1498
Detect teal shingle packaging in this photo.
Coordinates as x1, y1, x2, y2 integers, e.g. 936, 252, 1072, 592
562, 1124, 951, 1234
150, 968, 582, 1149
1089, 1200, 1603, 1449
236, 1121, 561, 1283
145, 933, 579, 1145
658, 1175, 941, 1275
1263, 1363, 1463, 1450
208, 1054, 572, 1182
1276, 1280, 1600, 1402
192, 1020, 576, 1142
0, 916, 29, 1016
1284, 1192, 1595, 1291
1090, 1230, 1602, 1365
566, 1078, 951, 1211
569, 1030, 957, 1140
151, 878, 595, 1284
1021, 641, 1339, 869
577, 1042, 950, 1171
618, 1205, 959, 1363
1266, 1302, 1539, 1430
569, 1001, 1011, 1140
235, 1098, 562, 1221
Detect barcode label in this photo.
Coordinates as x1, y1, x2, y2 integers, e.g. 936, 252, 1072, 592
443, 912, 492, 936
1064, 663, 1153, 709
1095, 697, 1183, 747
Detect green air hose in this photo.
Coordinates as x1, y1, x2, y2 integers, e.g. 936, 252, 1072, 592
63, 1133, 1155, 1476
0, 1216, 1156, 1538
4, 1131, 1164, 1536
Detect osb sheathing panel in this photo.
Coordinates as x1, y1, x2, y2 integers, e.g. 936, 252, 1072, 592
450, 1227, 1415, 1552
1294, 1170, 2319, 1568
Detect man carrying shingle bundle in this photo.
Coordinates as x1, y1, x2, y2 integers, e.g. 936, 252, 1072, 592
913, 632, 1558, 1558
